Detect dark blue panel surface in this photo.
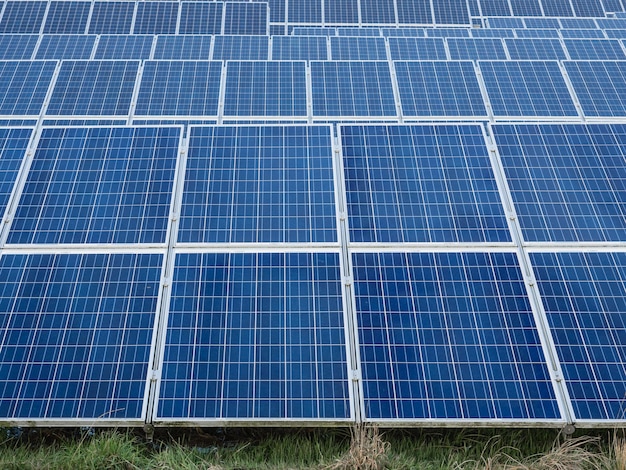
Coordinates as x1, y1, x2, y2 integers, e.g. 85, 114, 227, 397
542, 0, 574, 16
447, 38, 507, 60
515, 28, 560, 38
602, 0, 625, 12
35, 35, 96, 60
325, 0, 358, 23
94, 35, 154, 60
330, 37, 387, 60
361, 0, 395, 23
560, 29, 605, 38
254, 0, 284, 22
354, 251, 560, 420
560, 18, 600, 28
397, 0, 432, 23
288, 0, 322, 23
0, 35, 39, 60
158, 252, 349, 420
471, 28, 515, 38
433, 0, 470, 24
493, 123, 626, 242
564, 39, 626, 59
488, 17, 524, 28
426, 28, 470, 37
272, 36, 328, 60
510, 0, 543, 15
388, 37, 447, 60
525, 18, 561, 28
134, 2, 179, 35
531, 252, 626, 420
571, 0, 605, 16
8, 127, 180, 245
89, 2, 135, 34
153, 36, 212, 60
0, 252, 162, 420
43, 1, 91, 34
382, 27, 426, 37
0, 128, 33, 218
179, 2, 222, 34
0, 61, 56, 115
480, 0, 512, 16
342, 125, 510, 243
224, 3, 267, 35
564, 61, 626, 116
504, 38, 567, 60
179, 126, 336, 243
0, 1, 47, 33
213, 36, 269, 60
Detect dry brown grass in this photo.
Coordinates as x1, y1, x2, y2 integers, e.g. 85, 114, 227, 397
614, 437, 626, 470
326, 424, 390, 470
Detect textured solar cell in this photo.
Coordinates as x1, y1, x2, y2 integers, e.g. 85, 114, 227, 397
311, 62, 397, 117
479, 61, 577, 117
353, 251, 560, 420
382, 28, 426, 37
560, 29, 606, 38
514, 28, 560, 38
224, 3, 268, 35
396, 0, 432, 23
153, 36, 212, 60
493, 123, 626, 242
324, 0, 358, 23
292, 26, 336, 36
7, 126, 180, 245
330, 37, 387, 60
94, 35, 154, 60
88, 1, 135, 35
212, 36, 269, 60
564, 60, 626, 116
0, 127, 34, 218
134, 2, 179, 35
0, 252, 163, 420
487, 17, 525, 28
178, 126, 335, 243
288, 0, 322, 23
0, 61, 56, 115
157, 251, 350, 420
35, 35, 96, 60
563, 39, 626, 59
361, 0, 395, 24
426, 28, 470, 37
43, 1, 91, 34
560, 18, 599, 28
471, 28, 515, 37
531, 252, 626, 420
480, 0, 512, 16
271, 36, 328, 60
510, 0, 543, 16
524, 18, 562, 28
47, 61, 139, 116
388, 37, 448, 60
602, 0, 625, 12
342, 124, 510, 243
571, 0, 605, 17
604, 29, 626, 38
504, 38, 567, 60
447, 38, 507, 60
0, 1, 47, 34
337, 27, 382, 36
0, 35, 39, 60
542, 0, 574, 17
256, 0, 284, 23
178, 2, 223, 35
433, 0, 470, 24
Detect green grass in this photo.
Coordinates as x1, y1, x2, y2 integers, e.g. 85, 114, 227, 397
0, 426, 619, 469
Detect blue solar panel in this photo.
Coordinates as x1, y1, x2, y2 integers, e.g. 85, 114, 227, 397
7, 126, 180, 245
311, 62, 397, 117
395, 62, 487, 117
493, 123, 626, 242
136, 61, 221, 116
560, 29, 606, 38
43, 1, 91, 34
0, 35, 39, 59
330, 37, 387, 60
571, 0, 605, 17
480, 0, 512, 16
0, 127, 34, 218
47, 61, 139, 116
397, 0, 432, 23
271, 36, 328, 60
94, 35, 154, 60
510, 0, 543, 16
542, 0, 574, 17
564, 60, 626, 116
337, 27, 382, 36
353, 251, 560, 420
0, 252, 163, 420
88, 2, 135, 34
388, 37, 448, 60
255, 0, 284, 22
514, 28, 561, 38
471, 28, 515, 38
213, 36, 269, 60
292, 26, 336, 36
153, 36, 212, 60
531, 251, 626, 420
325, 0, 358, 23
524, 17, 561, 28
382, 28, 426, 37
157, 251, 350, 420
0, 1, 47, 33
560, 18, 599, 28
479, 61, 578, 117
361, 0, 395, 23
598, 18, 626, 28
342, 124, 509, 243
564, 39, 626, 59
487, 17, 525, 28
134, 2, 179, 35
447, 38, 507, 60
224, 2, 268, 35
0, 61, 56, 115
288, 0, 322, 23
504, 38, 567, 60
179, 2, 223, 35
35, 35, 96, 60
604, 28, 626, 37
433, 0, 470, 25
426, 28, 471, 37
602, 0, 625, 12
178, 126, 336, 243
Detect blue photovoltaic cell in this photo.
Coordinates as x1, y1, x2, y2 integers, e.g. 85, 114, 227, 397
425, 28, 470, 37
488, 17, 525, 28
0, 252, 163, 420
0, 35, 39, 60
471, 28, 515, 38
564, 61, 626, 116
94, 35, 154, 60
224, 3, 267, 35
469, 0, 481, 16
342, 125, 510, 243
0, 1, 47, 34
532, 252, 626, 420
158, 252, 349, 420
35, 35, 96, 60
510, 0, 543, 15
433, 0, 470, 24
224, 62, 306, 117
564, 39, 626, 59
480, 0, 512, 16
504, 38, 567, 60
8, 126, 180, 245
560, 18, 599, 28
212, 36, 269, 60
524, 18, 561, 28
179, 126, 336, 243
542, 0, 574, 17
479, 61, 577, 117
179, 2, 222, 35
493, 123, 626, 242
514, 28, 560, 38
382, 28, 426, 37
330, 37, 387, 60
311, 62, 397, 117
47, 61, 139, 116
560, 29, 606, 38
255, 0, 284, 22
134, 2, 178, 35
43, 1, 91, 34
388, 37, 447, 60
0, 61, 56, 115
395, 61, 487, 116
602, 0, 625, 12
353, 251, 560, 420
361, 0, 395, 23
605, 29, 626, 38
292, 26, 336, 36
153, 36, 212, 60
325, 0, 358, 24
598, 18, 626, 28
288, 0, 322, 22
271, 36, 328, 60
88, 1, 135, 34
338, 27, 382, 36
0, 128, 33, 218
571, 0, 605, 17
136, 61, 221, 116
447, 38, 507, 60
396, 0, 432, 23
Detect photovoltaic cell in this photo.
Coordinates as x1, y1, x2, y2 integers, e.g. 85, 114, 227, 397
7, 126, 180, 245
396, 0, 432, 23
153, 36, 212, 60
288, 0, 322, 23
35, 35, 96, 60
560, 18, 599, 28
510, 0, 543, 16
157, 251, 350, 420
324, 0, 358, 24
564, 61, 626, 116
531, 252, 626, 420
426, 28, 470, 37
212, 36, 269, 60
330, 37, 387, 60
504, 38, 567, 60
179, 2, 222, 35
571, 0, 605, 17
447, 38, 507, 60
471, 28, 515, 38
133, 2, 179, 35
604, 29, 626, 38
493, 123, 626, 242
560, 29, 605, 38
94, 35, 154, 60
524, 18, 561, 28
601, 0, 625, 12
388, 37, 447, 60
480, 0, 512, 16
353, 251, 560, 420
433, 0, 470, 25
0, 252, 163, 420
514, 28, 560, 38
271, 36, 328, 60
0, 35, 39, 60
179, 126, 336, 243
361, 0, 395, 24
488, 17, 525, 28
255, 0, 284, 23
224, 3, 268, 35
47, 61, 139, 116
542, 0, 574, 17
0, 61, 56, 115
342, 125, 510, 243
43, 1, 91, 34
382, 28, 426, 37
0, 1, 47, 34
0, 127, 34, 218
563, 39, 626, 59
88, 2, 135, 35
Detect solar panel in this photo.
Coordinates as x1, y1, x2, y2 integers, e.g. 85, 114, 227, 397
135, 61, 221, 116
43, 1, 91, 35
564, 60, 626, 116
94, 35, 154, 60
153, 36, 212, 60
542, 0, 574, 17
178, 2, 223, 35
382, 28, 426, 37
88, 2, 135, 35
560, 18, 599, 28
480, 0, 512, 17
255, 0, 284, 22
514, 28, 561, 38
311, 62, 397, 117
212, 36, 269, 60
471, 28, 515, 37
571, 0, 605, 17
492, 123, 626, 242
602, 0, 625, 12
7, 126, 180, 245
292, 26, 336, 36
353, 251, 560, 421
47, 61, 139, 116
388, 37, 448, 60
524, 18, 561, 28
0, 35, 39, 60
342, 124, 509, 243
337, 27, 382, 36
361, 0, 395, 24
487, 17, 525, 28
433, 0, 470, 25
396, 0, 433, 24
134, 2, 179, 35
563, 39, 626, 59
157, 251, 350, 420
447, 38, 507, 60
271, 36, 328, 60
288, 0, 322, 23
330, 37, 387, 60
504, 38, 567, 60
509, 0, 543, 16
178, 125, 336, 243
224, 2, 268, 35
0, 1, 47, 34
0, 252, 163, 420
604, 28, 626, 37
598, 18, 626, 28
0, 127, 34, 219
35, 35, 96, 60
426, 28, 471, 37
0, 61, 56, 116
479, 61, 578, 117
531, 251, 626, 421
560, 29, 606, 38
324, 0, 358, 24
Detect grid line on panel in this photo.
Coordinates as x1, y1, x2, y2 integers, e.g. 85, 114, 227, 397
563, 39, 626, 59
0, 128, 34, 225
0, 35, 40, 60
0, 61, 57, 116
388, 37, 447, 60
179, 2, 223, 35
89, 1, 135, 35
43, 1, 91, 35
94, 35, 155, 61
224, 2, 268, 35
0, 1, 47, 34
504, 38, 567, 60
446, 38, 508, 60
272, 36, 328, 61
564, 60, 626, 116
153, 36, 212, 61
134, 2, 179, 35
212, 36, 269, 61
35, 35, 97, 60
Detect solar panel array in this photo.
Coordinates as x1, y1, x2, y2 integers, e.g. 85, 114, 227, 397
1, 0, 626, 429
